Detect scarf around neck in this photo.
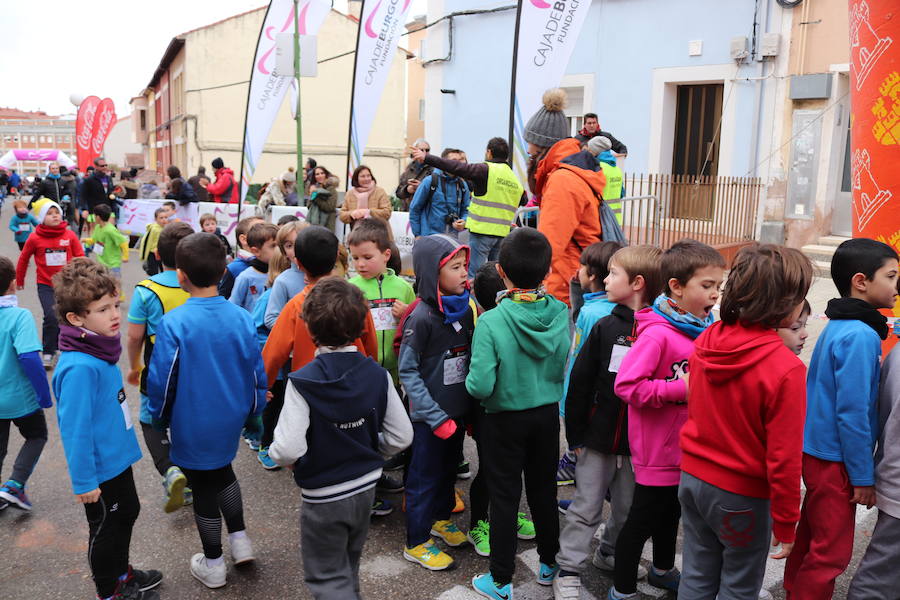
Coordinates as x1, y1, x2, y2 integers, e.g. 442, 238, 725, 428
498, 287, 547, 304
353, 181, 375, 209
58, 324, 122, 363
825, 297, 889, 340
652, 294, 714, 340
440, 290, 471, 325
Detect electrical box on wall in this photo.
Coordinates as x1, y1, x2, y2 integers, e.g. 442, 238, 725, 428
688, 40, 703, 56
730, 36, 749, 61
760, 32, 781, 57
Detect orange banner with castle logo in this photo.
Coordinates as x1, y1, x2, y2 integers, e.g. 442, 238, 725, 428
849, 0, 900, 345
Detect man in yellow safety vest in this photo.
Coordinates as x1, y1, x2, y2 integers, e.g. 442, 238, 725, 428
410, 137, 526, 278
587, 136, 625, 225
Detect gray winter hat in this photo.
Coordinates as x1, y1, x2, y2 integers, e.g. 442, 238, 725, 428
587, 136, 612, 156
523, 89, 569, 148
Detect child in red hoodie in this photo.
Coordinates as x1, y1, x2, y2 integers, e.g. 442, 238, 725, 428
678, 244, 813, 599
15, 199, 84, 366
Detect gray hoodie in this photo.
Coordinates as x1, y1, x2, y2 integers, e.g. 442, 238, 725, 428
876, 345, 900, 518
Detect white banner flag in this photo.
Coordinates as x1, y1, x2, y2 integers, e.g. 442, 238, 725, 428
510, 0, 593, 189
347, 0, 412, 183
240, 0, 331, 200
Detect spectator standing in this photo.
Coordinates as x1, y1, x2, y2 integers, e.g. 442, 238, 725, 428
207, 158, 239, 204
575, 113, 628, 156
339, 166, 391, 230
187, 167, 210, 203
165, 166, 197, 205
408, 149, 471, 239
396, 139, 434, 210
306, 166, 339, 231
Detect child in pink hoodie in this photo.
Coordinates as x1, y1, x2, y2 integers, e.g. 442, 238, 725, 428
609, 239, 726, 599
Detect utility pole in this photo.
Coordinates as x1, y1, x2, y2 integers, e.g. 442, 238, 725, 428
293, 0, 303, 179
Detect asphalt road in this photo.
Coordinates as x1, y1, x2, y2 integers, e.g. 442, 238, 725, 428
0, 214, 879, 599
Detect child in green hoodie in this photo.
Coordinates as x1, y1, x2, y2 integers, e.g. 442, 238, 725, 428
347, 218, 415, 382
466, 228, 571, 599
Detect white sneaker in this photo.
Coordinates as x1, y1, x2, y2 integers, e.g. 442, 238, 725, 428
591, 549, 648, 579
190, 553, 227, 588
230, 534, 255, 565
553, 574, 582, 599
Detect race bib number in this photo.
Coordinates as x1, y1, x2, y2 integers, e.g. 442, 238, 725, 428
94, 242, 105, 256
443, 346, 468, 386
369, 298, 398, 331
44, 249, 66, 267
118, 389, 133, 430
608, 344, 631, 373
17, 224, 30, 232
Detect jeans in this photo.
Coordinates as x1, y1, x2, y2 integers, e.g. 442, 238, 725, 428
468, 232, 503, 280
404, 421, 464, 547
36, 284, 59, 354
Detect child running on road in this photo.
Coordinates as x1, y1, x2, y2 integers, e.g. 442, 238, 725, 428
8, 199, 39, 251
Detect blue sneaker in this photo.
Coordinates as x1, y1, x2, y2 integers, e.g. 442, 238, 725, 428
371, 497, 394, 517
244, 435, 261, 452
472, 573, 513, 600
257, 447, 280, 470
537, 562, 559, 586
608, 588, 639, 600
0, 480, 31, 511
557, 450, 576, 485
647, 566, 681, 591
558, 499, 572, 514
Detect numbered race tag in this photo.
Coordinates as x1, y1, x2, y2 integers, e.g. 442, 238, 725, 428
608, 344, 631, 373
118, 389, 133, 430
17, 224, 30, 232
44, 248, 67, 267
369, 298, 398, 331
94, 242, 105, 256
443, 346, 468, 386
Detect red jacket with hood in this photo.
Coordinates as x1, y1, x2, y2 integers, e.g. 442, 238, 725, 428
680, 321, 807, 543
207, 167, 239, 203
535, 138, 604, 305
16, 224, 85, 287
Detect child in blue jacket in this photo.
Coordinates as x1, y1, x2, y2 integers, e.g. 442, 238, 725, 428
784, 238, 900, 598
8, 199, 39, 251
0, 256, 51, 512
52, 258, 162, 600
147, 232, 267, 590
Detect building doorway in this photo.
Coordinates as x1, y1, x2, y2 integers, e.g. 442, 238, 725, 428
671, 83, 723, 219
832, 122, 853, 236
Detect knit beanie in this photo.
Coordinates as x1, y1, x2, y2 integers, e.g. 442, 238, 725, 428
282, 168, 297, 183
211, 157, 225, 170
523, 89, 569, 148
587, 136, 612, 156
33, 198, 62, 223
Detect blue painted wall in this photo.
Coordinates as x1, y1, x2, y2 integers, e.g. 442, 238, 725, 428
430, 0, 767, 175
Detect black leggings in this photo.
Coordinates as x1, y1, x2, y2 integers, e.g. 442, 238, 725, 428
84, 467, 141, 598
0, 410, 48, 485
140, 422, 173, 477
182, 464, 246, 559
260, 378, 286, 448
468, 408, 489, 529
613, 483, 681, 593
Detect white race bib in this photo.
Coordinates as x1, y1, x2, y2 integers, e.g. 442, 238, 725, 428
369, 299, 398, 331
443, 347, 468, 386
118, 389, 133, 430
94, 242, 105, 256
609, 344, 631, 373
44, 249, 66, 266
17, 224, 30, 232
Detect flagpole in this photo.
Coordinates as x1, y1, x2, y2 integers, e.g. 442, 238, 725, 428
507, 1, 525, 169
345, 0, 365, 189
294, 0, 303, 182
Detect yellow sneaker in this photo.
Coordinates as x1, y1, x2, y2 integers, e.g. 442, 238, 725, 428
403, 539, 455, 571
431, 520, 468, 547
452, 488, 465, 513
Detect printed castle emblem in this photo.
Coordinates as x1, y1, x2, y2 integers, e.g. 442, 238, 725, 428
852, 148, 893, 232
851, 0, 893, 90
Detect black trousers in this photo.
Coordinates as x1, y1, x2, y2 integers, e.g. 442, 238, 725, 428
140, 422, 174, 477
0, 410, 48, 485
84, 467, 141, 598
182, 464, 245, 559
36, 283, 58, 354
260, 378, 286, 448
483, 403, 559, 585
468, 406, 489, 529
613, 483, 681, 593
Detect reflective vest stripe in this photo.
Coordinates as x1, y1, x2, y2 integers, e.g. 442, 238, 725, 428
467, 213, 515, 226
136, 279, 190, 396
469, 197, 518, 214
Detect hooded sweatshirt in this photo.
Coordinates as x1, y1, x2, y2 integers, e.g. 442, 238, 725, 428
614, 307, 693, 486
534, 138, 604, 305
681, 321, 807, 543
16, 223, 85, 287
398, 235, 475, 430
466, 289, 570, 414
207, 167, 238, 203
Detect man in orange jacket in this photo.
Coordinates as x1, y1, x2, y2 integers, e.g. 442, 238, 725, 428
523, 89, 604, 306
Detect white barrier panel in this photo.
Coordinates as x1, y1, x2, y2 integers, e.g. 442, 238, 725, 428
119, 200, 199, 235
198, 202, 260, 245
